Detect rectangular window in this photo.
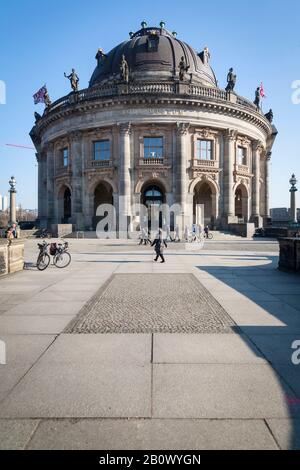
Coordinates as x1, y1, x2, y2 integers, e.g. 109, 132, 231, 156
62, 148, 68, 167
196, 140, 213, 160
144, 137, 163, 159
94, 140, 111, 161
237, 146, 247, 165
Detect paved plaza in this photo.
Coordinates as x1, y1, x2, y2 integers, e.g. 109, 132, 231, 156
0, 238, 300, 449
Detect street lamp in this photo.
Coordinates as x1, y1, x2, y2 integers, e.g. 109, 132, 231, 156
8, 176, 17, 226
289, 173, 298, 224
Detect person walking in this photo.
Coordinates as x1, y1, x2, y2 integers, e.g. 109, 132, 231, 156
174, 224, 180, 242
151, 228, 167, 263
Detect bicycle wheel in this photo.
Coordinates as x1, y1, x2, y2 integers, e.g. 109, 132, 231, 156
54, 251, 71, 268
208, 233, 213, 240
37, 253, 50, 271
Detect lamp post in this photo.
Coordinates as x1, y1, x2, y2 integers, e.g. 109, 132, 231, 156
8, 176, 17, 226
289, 173, 298, 224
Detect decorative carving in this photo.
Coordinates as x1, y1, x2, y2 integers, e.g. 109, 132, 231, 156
252, 140, 264, 152
240, 136, 251, 147
225, 129, 238, 141
197, 127, 215, 139
69, 130, 82, 141
176, 122, 190, 135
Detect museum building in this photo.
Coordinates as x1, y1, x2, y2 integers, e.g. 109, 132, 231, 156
30, 21, 277, 233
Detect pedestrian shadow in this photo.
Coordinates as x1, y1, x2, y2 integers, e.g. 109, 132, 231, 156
197, 256, 300, 450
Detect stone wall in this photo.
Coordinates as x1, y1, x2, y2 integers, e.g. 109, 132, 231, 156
278, 238, 300, 273
228, 222, 255, 238
0, 239, 24, 277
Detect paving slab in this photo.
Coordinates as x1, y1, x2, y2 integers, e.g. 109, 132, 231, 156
153, 364, 299, 419
0, 315, 74, 334
266, 419, 300, 450
30, 291, 93, 302
39, 334, 151, 364
2, 301, 86, 316
26, 418, 278, 450
0, 363, 151, 418
153, 333, 266, 364
0, 365, 34, 402
0, 335, 56, 363
0, 419, 40, 450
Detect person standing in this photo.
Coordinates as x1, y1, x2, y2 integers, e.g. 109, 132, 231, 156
151, 228, 167, 263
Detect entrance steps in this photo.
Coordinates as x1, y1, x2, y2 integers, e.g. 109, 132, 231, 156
209, 230, 249, 240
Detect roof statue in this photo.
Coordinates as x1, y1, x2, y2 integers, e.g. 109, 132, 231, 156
64, 68, 79, 92
225, 68, 236, 92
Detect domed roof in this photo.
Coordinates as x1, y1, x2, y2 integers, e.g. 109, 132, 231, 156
89, 24, 217, 88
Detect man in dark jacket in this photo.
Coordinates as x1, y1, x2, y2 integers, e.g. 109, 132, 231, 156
151, 229, 167, 263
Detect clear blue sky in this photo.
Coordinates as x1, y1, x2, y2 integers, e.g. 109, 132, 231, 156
0, 0, 299, 208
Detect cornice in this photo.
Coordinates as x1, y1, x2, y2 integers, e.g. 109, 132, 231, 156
33, 94, 273, 140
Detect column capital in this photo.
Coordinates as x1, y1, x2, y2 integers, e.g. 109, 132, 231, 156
224, 128, 238, 142
119, 122, 132, 135
69, 130, 83, 141
43, 142, 54, 153
252, 140, 264, 152
176, 122, 190, 135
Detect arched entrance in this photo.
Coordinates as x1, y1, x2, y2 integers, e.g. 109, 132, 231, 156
93, 181, 113, 230
141, 183, 165, 229
193, 181, 216, 226
235, 184, 248, 221
58, 185, 72, 224
63, 187, 72, 223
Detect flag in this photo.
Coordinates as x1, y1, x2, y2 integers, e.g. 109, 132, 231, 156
33, 85, 47, 105
259, 82, 266, 99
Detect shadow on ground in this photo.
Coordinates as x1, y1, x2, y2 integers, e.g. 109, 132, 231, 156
198, 256, 300, 449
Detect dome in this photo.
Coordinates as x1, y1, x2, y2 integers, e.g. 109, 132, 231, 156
89, 25, 217, 88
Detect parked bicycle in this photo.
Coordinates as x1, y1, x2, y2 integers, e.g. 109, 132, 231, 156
39, 228, 52, 238
36, 241, 71, 271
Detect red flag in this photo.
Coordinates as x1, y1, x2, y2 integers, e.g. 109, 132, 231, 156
259, 82, 266, 98
33, 85, 47, 105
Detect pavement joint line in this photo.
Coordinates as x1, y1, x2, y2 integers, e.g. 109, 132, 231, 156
23, 419, 41, 451
0, 334, 59, 407
263, 418, 281, 450
0, 417, 288, 422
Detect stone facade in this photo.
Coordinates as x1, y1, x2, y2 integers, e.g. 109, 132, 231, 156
30, 25, 277, 234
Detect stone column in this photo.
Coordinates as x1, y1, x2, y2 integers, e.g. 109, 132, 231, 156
176, 122, 190, 229
119, 122, 132, 236
37, 152, 48, 227
46, 142, 55, 227
289, 174, 298, 223
223, 129, 237, 225
8, 177, 17, 226
251, 141, 263, 227
70, 131, 84, 230
265, 152, 271, 218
